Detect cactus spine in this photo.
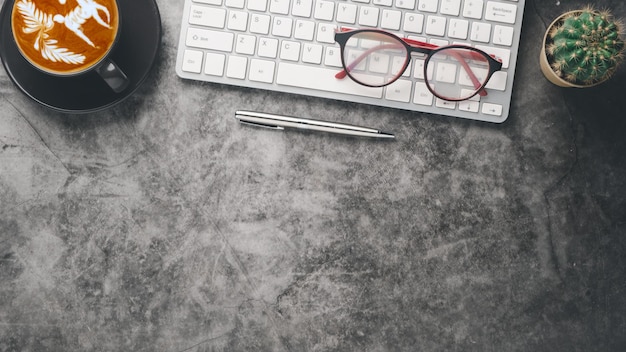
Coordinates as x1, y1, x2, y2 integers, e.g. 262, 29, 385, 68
546, 7, 625, 86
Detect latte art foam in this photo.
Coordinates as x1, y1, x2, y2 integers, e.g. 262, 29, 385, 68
11, 0, 119, 75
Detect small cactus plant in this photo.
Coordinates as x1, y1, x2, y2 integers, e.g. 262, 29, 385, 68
545, 7, 625, 86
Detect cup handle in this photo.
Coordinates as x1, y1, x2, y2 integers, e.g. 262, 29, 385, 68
96, 58, 129, 93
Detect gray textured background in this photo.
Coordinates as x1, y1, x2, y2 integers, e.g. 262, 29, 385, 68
1, 0, 626, 351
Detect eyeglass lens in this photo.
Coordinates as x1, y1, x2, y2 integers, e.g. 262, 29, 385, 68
342, 31, 408, 87
341, 31, 491, 101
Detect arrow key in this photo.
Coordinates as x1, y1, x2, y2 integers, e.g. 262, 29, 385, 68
482, 102, 503, 116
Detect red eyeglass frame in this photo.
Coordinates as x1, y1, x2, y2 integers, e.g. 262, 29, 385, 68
333, 28, 503, 101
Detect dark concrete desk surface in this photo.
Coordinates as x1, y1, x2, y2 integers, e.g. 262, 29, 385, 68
1, 0, 625, 351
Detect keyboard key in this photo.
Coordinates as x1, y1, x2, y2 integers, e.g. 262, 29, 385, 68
485, 1, 517, 24
226, 56, 247, 79
186, 27, 234, 52
302, 43, 323, 64
425, 15, 446, 36
369, 52, 392, 73
270, 0, 290, 14
462, 0, 484, 19
227, 11, 249, 31
225, 0, 244, 8
385, 79, 412, 102
482, 102, 503, 116
429, 38, 448, 46
182, 49, 203, 73
248, 0, 267, 11
440, 0, 461, 16
294, 20, 316, 40
475, 44, 511, 68
292, 0, 313, 17
204, 52, 226, 76
358, 6, 379, 27
189, 5, 226, 28
403, 13, 424, 33
485, 71, 507, 90
459, 66, 488, 87
258, 37, 279, 58
413, 82, 434, 106
436, 98, 456, 109
493, 25, 514, 46
316, 23, 337, 43
381, 10, 402, 30
461, 89, 480, 102
235, 34, 256, 55
448, 18, 468, 39
249, 59, 276, 83
323, 46, 343, 67
193, 0, 222, 4
470, 22, 491, 43
418, 0, 438, 13
396, 0, 416, 10
393, 56, 411, 77
280, 40, 301, 61
250, 14, 271, 34
272, 17, 293, 37
337, 3, 358, 24
413, 59, 426, 79
276, 62, 384, 98
373, 0, 393, 6
458, 100, 479, 112
314, 0, 335, 21
434, 62, 457, 83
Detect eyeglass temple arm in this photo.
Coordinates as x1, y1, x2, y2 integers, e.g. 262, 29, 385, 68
449, 50, 488, 97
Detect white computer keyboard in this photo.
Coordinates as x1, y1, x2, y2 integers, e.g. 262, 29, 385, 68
175, 0, 525, 123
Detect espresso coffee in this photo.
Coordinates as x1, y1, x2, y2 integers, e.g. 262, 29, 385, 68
11, 0, 119, 75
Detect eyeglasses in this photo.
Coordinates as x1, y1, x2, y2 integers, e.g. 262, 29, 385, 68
334, 28, 503, 102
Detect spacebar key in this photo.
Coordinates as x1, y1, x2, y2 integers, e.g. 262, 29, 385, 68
276, 63, 383, 99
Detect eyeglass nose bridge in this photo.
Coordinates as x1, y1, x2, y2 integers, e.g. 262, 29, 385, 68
406, 47, 432, 60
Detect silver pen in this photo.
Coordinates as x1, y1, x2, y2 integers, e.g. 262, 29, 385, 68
235, 110, 395, 139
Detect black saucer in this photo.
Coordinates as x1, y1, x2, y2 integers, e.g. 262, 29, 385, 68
0, 0, 161, 113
